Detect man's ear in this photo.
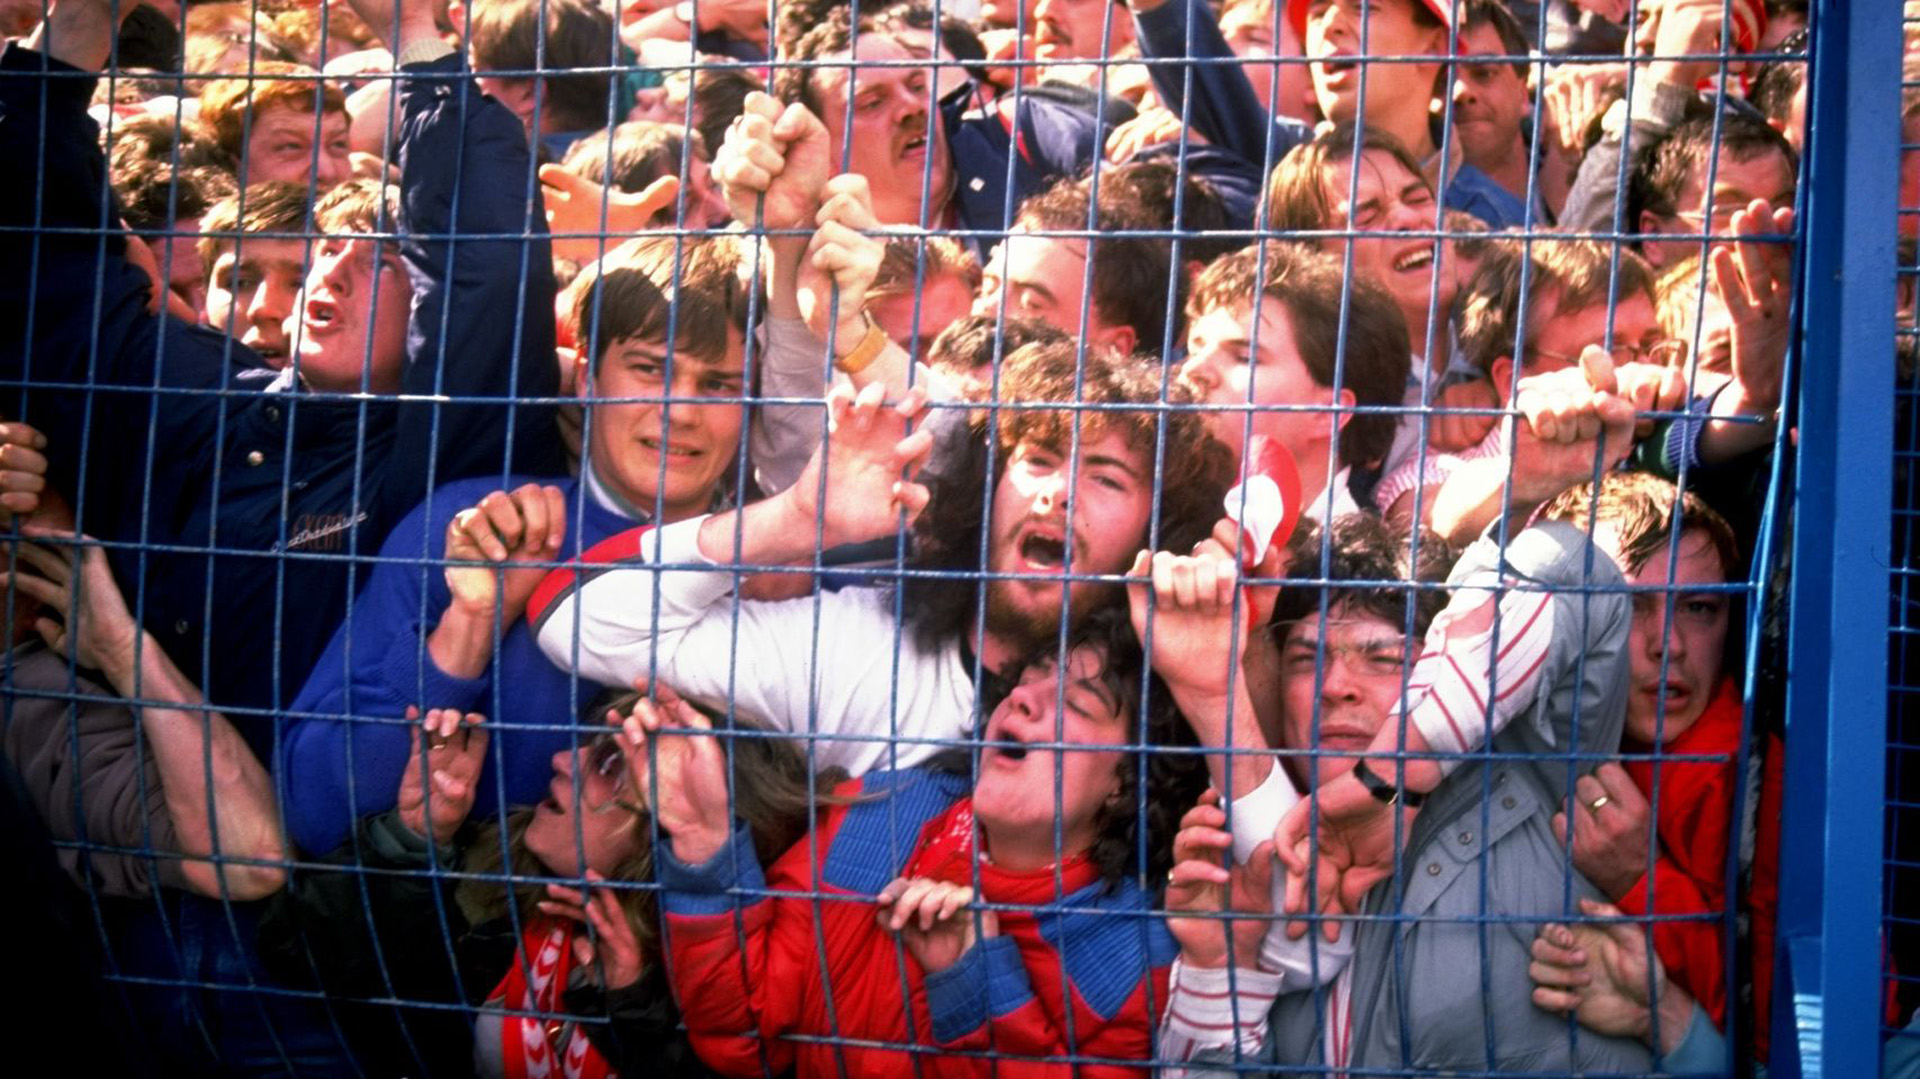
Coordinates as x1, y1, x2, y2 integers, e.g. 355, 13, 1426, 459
1636, 209, 1670, 267
1100, 323, 1139, 360
574, 351, 593, 400
1332, 385, 1356, 432
445, 0, 467, 38
1490, 355, 1515, 400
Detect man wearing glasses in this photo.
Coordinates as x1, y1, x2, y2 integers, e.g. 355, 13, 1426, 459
1372, 238, 1694, 544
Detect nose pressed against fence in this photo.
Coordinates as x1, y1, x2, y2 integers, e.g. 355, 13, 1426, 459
0, 0, 1909, 1075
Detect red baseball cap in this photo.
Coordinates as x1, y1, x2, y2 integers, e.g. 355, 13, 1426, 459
1286, 0, 1457, 45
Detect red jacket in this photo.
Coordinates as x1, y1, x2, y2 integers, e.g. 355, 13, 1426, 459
658, 768, 1175, 1078
1617, 677, 1779, 1051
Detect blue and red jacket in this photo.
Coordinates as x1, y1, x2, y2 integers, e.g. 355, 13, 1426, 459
659, 767, 1176, 1078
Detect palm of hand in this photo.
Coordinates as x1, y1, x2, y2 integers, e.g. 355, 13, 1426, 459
804, 410, 917, 547
1570, 921, 1664, 1037
443, 534, 549, 621
900, 914, 977, 974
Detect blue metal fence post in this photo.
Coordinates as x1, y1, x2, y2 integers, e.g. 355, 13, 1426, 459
1779, 0, 1901, 1076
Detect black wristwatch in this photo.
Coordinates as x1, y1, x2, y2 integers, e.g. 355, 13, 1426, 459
1352, 759, 1424, 809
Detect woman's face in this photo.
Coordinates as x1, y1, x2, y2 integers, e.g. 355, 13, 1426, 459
970, 645, 1129, 871
523, 736, 647, 878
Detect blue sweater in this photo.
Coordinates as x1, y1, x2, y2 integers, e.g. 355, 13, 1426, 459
280, 474, 638, 855
0, 47, 563, 734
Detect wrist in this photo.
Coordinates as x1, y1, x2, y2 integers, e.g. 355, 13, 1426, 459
427, 603, 497, 679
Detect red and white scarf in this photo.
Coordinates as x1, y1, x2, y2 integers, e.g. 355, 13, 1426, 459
491, 917, 616, 1079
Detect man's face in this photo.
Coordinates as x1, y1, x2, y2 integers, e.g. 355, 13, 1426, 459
1220, 0, 1314, 123
1642, 147, 1797, 267
1277, 604, 1416, 788
871, 270, 977, 359
972, 645, 1129, 865
155, 217, 210, 325
1322, 149, 1454, 340
1034, 0, 1131, 63
1596, 528, 1731, 747
582, 331, 748, 523
1180, 298, 1347, 472
1303, 0, 1446, 134
241, 103, 351, 190
206, 236, 309, 367
1499, 289, 1661, 394
292, 234, 413, 393
1451, 23, 1529, 171
814, 36, 954, 227
975, 230, 1134, 356
985, 430, 1156, 653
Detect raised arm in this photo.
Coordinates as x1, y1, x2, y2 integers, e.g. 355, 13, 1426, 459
345, 0, 565, 514
8, 532, 286, 899
1126, 0, 1311, 171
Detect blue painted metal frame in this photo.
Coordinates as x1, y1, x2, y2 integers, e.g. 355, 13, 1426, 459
1779, 0, 1901, 1076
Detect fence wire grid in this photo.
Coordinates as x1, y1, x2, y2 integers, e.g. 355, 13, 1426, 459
0, 0, 1903, 1074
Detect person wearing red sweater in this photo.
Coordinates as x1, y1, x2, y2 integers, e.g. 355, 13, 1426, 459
645, 609, 1210, 1078
1540, 471, 1780, 1052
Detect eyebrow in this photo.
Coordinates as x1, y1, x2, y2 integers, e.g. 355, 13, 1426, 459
1083, 451, 1142, 480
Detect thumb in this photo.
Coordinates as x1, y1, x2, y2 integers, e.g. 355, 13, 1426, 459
617, 173, 681, 220
1579, 344, 1617, 396
538, 163, 592, 201
774, 102, 828, 149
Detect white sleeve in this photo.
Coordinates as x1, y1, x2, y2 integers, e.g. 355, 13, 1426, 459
1218, 767, 1354, 986
1158, 959, 1281, 1069
1394, 565, 1558, 779
531, 525, 973, 775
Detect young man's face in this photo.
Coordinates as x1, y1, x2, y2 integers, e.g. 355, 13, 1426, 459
813, 36, 955, 227
1640, 147, 1797, 267
581, 330, 748, 523
1220, 0, 1314, 123
1180, 297, 1349, 473
972, 645, 1129, 867
1322, 149, 1453, 342
1277, 603, 1417, 789
1450, 23, 1529, 171
1597, 527, 1731, 747
206, 236, 309, 367
975, 230, 1135, 357
985, 429, 1156, 653
241, 103, 351, 191
1303, 0, 1446, 135
292, 234, 413, 393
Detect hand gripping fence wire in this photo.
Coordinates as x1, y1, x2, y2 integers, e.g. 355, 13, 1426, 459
0, 0, 1902, 1074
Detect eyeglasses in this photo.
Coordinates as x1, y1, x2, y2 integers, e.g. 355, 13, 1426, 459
1532, 338, 1691, 370
582, 733, 644, 816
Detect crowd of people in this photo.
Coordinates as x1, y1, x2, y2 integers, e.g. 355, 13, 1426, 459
0, 0, 1897, 1074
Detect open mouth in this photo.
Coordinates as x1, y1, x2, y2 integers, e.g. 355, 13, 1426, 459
901, 133, 928, 160
989, 731, 1030, 763
1391, 245, 1435, 273
640, 435, 699, 459
303, 296, 340, 333
1019, 531, 1067, 569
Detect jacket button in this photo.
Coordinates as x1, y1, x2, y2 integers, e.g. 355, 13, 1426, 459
1426, 862, 1442, 876
1457, 831, 1473, 845
246, 450, 265, 467
1501, 796, 1517, 810
173, 619, 189, 635
266, 405, 281, 423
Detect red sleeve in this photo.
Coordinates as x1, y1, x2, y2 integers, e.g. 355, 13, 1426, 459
1616, 853, 1729, 1026
660, 824, 820, 1078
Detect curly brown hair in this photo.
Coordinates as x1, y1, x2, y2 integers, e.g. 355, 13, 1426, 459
902, 339, 1235, 654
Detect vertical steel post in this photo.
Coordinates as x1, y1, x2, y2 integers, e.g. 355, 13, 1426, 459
1779, 0, 1901, 1075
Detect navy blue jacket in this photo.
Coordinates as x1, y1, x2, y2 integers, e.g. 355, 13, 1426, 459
0, 47, 564, 739
942, 85, 1102, 257
280, 474, 637, 856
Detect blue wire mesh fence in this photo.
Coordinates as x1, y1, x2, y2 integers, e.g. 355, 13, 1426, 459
0, 0, 1899, 1074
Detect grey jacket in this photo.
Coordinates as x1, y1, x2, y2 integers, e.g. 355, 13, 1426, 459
1190, 522, 1653, 1075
